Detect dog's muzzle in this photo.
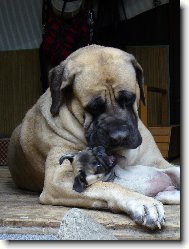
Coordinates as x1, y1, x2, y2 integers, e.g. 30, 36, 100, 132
85, 113, 142, 150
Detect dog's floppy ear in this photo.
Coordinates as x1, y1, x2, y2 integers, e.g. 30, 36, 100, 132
49, 61, 81, 116
131, 59, 146, 105
49, 64, 64, 116
59, 154, 75, 165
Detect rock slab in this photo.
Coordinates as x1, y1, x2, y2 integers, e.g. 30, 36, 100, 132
57, 208, 117, 240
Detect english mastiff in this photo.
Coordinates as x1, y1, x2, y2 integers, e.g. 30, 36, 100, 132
8, 45, 180, 230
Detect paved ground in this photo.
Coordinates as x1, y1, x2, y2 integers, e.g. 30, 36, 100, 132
0, 234, 58, 240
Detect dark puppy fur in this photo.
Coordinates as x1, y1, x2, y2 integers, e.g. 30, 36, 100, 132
59, 146, 117, 193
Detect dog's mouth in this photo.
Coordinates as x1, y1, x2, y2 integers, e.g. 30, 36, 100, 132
101, 155, 117, 183
107, 155, 117, 167
91, 146, 117, 170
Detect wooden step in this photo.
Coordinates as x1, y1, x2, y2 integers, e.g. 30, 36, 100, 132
156, 143, 169, 151
160, 150, 169, 158
153, 135, 170, 143
149, 125, 180, 159
149, 127, 172, 136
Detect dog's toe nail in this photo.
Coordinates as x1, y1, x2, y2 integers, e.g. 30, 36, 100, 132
157, 221, 161, 229
142, 217, 147, 226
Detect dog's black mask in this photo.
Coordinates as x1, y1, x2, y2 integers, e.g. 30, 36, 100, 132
73, 171, 88, 193
84, 92, 142, 151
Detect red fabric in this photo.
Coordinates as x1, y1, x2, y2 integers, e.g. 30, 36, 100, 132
42, 10, 89, 66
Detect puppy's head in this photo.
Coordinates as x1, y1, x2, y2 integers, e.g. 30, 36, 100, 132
59, 146, 117, 193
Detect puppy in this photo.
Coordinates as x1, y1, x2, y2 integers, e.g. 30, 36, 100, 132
60, 146, 180, 204
59, 146, 117, 193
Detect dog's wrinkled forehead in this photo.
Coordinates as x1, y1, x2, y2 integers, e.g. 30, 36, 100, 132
72, 49, 139, 106
49, 45, 145, 116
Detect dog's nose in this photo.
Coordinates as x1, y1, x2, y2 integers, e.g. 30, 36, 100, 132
109, 129, 128, 142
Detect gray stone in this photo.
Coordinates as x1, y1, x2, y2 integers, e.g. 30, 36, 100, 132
57, 208, 117, 240
0, 234, 57, 240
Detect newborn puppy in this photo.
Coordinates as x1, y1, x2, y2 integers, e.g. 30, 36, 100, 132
59, 147, 180, 204
59, 146, 117, 193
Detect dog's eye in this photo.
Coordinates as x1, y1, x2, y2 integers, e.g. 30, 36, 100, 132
117, 90, 136, 108
85, 97, 106, 116
92, 161, 99, 166
95, 165, 105, 174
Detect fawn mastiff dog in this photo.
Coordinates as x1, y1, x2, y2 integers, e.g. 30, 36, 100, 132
8, 45, 180, 230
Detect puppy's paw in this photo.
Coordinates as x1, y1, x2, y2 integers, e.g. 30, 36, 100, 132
123, 197, 165, 230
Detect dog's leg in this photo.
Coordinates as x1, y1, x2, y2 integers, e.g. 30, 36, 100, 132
155, 189, 180, 204
114, 164, 180, 205
40, 147, 165, 229
161, 167, 180, 188
155, 167, 180, 204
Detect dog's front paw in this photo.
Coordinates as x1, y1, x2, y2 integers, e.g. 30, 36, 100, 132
123, 197, 165, 230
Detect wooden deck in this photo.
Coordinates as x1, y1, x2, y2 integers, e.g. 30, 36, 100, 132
0, 166, 180, 240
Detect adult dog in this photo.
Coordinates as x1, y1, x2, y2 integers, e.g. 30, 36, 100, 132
8, 45, 180, 230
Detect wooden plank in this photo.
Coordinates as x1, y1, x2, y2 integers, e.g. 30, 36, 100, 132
161, 150, 168, 158
149, 127, 172, 136
161, 90, 168, 126
0, 206, 180, 241
150, 126, 180, 159
153, 135, 170, 143
126, 46, 169, 126
156, 143, 169, 151
0, 49, 42, 137
0, 167, 180, 240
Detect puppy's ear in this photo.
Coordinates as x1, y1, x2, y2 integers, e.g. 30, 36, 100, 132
49, 60, 81, 116
73, 172, 87, 193
59, 154, 75, 165
131, 59, 146, 105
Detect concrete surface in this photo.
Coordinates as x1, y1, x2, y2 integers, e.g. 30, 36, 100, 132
0, 234, 57, 240
57, 208, 118, 240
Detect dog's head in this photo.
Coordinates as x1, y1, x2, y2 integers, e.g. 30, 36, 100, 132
59, 146, 117, 193
49, 45, 145, 151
